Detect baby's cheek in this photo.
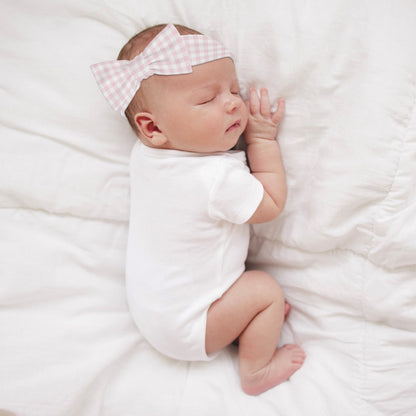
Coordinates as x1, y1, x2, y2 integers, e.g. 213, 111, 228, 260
241, 101, 249, 119
241, 116, 249, 131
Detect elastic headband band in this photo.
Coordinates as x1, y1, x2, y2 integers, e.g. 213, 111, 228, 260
90, 23, 234, 114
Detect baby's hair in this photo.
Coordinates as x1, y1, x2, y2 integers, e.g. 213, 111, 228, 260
118, 24, 202, 133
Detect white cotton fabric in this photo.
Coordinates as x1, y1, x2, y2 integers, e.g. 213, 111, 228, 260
126, 143, 263, 361
1, 0, 415, 415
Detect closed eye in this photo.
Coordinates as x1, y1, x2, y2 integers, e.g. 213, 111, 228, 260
198, 96, 215, 105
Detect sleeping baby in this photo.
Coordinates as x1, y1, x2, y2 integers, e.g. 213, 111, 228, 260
91, 23, 305, 395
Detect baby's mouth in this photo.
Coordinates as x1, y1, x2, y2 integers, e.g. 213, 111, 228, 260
226, 120, 241, 132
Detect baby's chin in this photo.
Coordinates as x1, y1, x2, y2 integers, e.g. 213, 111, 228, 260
228, 135, 246, 151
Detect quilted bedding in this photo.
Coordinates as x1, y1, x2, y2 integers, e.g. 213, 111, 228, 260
1, 1, 415, 415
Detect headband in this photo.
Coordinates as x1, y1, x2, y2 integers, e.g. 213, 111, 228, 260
90, 23, 234, 114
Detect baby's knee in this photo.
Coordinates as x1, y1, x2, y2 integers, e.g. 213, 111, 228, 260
245, 270, 284, 304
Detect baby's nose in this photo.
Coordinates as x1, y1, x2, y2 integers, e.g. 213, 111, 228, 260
225, 95, 241, 112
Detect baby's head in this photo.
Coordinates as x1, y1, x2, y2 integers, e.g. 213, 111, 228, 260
92, 24, 248, 153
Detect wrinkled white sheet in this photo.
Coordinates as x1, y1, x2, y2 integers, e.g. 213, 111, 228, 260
1, 0, 415, 415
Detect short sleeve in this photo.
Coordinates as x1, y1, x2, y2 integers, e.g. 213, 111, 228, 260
208, 155, 264, 224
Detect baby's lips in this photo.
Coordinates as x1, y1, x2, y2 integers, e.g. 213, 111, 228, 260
226, 120, 241, 132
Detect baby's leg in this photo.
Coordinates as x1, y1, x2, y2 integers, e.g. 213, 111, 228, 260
206, 270, 305, 396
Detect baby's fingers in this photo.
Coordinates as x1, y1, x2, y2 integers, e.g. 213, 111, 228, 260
272, 98, 285, 125
259, 87, 271, 117
249, 87, 260, 115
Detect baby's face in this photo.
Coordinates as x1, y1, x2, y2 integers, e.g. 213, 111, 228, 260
144, 58, 248, 153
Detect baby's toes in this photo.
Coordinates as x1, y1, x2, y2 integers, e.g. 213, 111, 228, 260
292, 349, 306, 364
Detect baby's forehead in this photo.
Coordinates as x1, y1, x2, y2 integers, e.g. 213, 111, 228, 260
141, 58, 238, 100
192, 59, 239, 84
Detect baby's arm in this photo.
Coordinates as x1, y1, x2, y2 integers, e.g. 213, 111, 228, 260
244, 87, 286, 224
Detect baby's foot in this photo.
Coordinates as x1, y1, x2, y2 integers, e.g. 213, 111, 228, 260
241, 344, 305, 396
284, 302, 291, 319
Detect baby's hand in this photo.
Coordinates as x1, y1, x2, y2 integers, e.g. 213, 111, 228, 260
244, 87, 285, 145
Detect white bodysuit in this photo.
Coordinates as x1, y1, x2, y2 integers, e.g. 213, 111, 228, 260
126, 142, 263, 361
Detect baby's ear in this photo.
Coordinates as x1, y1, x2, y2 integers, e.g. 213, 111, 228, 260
134, 112, 168, 147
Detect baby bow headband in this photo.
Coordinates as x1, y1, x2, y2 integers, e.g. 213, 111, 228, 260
90, 23, 234, 114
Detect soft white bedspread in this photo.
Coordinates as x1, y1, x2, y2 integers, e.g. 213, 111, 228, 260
1, 1, 415, 415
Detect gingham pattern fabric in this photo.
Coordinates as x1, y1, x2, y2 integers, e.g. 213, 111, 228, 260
185, 34, 233, 66
90, 24, 234, 114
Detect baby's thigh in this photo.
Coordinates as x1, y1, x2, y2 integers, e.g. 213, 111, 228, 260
205, 270, 284, 353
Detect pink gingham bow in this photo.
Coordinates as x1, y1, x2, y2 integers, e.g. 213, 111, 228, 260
91, 24, 234, 114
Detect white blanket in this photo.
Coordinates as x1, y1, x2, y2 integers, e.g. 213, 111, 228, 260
1, 1, 415, 415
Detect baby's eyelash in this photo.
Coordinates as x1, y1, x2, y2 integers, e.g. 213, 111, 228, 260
198, 96, 215, 105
